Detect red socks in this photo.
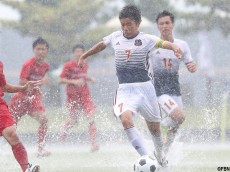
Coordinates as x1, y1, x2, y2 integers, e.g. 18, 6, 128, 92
12, 142, 28, 172
38, 123, 48, 147
89, 121, 97, 147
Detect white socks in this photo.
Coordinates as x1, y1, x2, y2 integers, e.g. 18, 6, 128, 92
151, 132, 164, 162
125, 126, 148, 156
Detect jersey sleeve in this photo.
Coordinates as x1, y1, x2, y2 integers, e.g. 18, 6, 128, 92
103, 33, 113, 46
0, 62, 6, 87
182, 42, 193, 64
20, 62, 31, 80
146, 34, 163, 51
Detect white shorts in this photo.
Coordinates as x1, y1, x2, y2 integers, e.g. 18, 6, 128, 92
158, 94, 183, 118
113, 81, 161, 122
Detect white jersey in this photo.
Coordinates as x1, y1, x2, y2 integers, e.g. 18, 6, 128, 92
103, 31, 162, 84
149, 38, 193, 96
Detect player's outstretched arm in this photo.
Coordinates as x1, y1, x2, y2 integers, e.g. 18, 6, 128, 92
2, 80, 42, 93
162, 41, 182, 59
78, 41, 106, 67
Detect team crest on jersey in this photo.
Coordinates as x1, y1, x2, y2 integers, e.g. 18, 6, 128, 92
116, 41, 120, 45
134, 39, 142, 46
156, 51, 160, 54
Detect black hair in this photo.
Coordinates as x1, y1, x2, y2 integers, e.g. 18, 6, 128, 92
119, 5, 141, 23
72, 44, 85, 53
32, 37, 49, 49
156, 10, 175, 24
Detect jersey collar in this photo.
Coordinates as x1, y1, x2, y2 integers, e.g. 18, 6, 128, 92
123, 31, 139, 40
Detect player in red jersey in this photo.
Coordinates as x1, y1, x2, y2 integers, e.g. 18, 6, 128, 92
0, 60, 40, 172
9, 37, 51, 157
59, 44, 99, 152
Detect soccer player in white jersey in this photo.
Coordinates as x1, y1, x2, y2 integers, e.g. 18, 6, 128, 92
149, 10, 197, 157
78, 5, 182, 171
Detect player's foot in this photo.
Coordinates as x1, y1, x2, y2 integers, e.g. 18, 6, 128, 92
153, 152, 169, 172
37, 148, 51, 157
90, 145, 99, 152
160, 160, 169, 172
25, 163, 40, 172
60, 128, 67, 141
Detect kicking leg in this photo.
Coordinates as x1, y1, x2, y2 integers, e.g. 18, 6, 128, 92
121, 111, 148, 156
145, 121, 164, 161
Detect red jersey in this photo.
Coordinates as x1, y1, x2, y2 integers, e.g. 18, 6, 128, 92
60, 60, 89, 95
0, 61, 6, 103
20, 57, 49, 81
20, 57, 49, 96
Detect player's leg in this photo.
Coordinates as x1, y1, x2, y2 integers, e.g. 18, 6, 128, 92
141, 104, 165, 164
60, 97, 79, 140
87, 116, 99, 152
139, 82, 168, 171
120, 110, 148, 156
158, 95, 184, 156
0, 102, 30, 172
5, 98, 40, 171
2, 125, 29, 172
29, 111, 50, 157
163, 108, 184, 155
60, 113, 78, 140
81, 91, 99, 152
114, 84, 148, 156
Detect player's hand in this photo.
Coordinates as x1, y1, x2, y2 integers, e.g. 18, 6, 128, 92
90, 77, 96, 83
24, 80, 42, 92
172, 44, 182, 59
41, 77, 49, 85
186, 62, 197, 73
78, 56, 84, 68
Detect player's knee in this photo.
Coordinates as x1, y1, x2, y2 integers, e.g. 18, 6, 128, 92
3, 127, 20, 145
10, 130, 19, 142
146, 121, 161, 136
120, 114, 133, 128
170, 107, 185, 125
40, 115, 48, 125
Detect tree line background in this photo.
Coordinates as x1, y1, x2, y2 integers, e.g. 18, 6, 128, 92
1, 0, 229, 68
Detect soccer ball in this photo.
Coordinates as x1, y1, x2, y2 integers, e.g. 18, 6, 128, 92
133, 155, 159, 172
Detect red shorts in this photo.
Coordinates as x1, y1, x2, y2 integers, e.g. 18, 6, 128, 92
0, 103, 16, 136
67, 91, 95, 117
9, 93, 45, 121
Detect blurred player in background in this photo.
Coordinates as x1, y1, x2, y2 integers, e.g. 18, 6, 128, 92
150, 11, 197, 157
59, 44, 99, 152
78, 5, 182, 171
0, 60, 40, 172
9, 37, 51, 157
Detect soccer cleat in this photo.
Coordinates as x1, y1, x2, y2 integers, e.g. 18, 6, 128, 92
37, 148, 51, 157
161, 160, 169, 172
153, 151, 169, 172
25, 164, 40, 172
